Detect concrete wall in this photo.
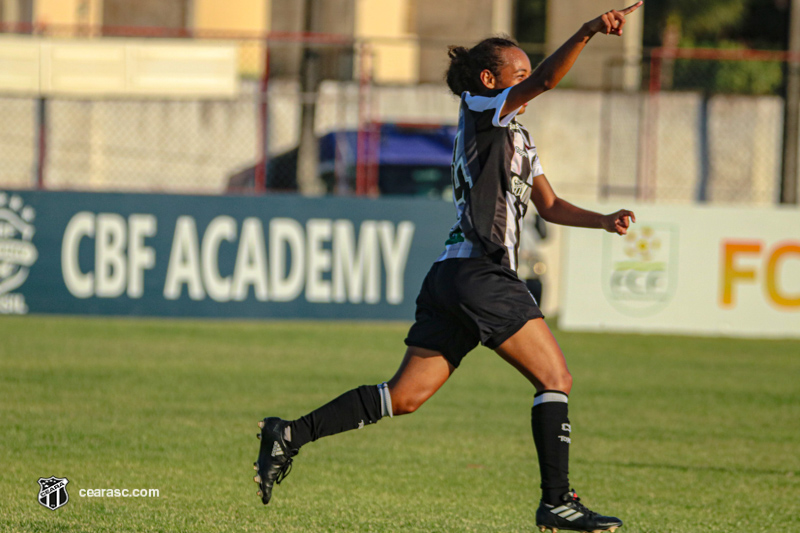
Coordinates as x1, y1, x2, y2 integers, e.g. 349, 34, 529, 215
414, 0, 498, 84
0, 83, 788, 203
0, 96, 35, 188
546, 0, 643, 91
518, 90, 783, 206
44, 95, 259, 193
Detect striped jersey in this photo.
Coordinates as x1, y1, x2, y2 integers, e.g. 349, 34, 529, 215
436, 86, 544, 272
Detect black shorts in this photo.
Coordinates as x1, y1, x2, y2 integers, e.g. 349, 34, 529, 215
404, 256, 544, 368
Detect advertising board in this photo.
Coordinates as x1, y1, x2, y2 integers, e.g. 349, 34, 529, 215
560, 204, 800, 337
0, 191, 454, 320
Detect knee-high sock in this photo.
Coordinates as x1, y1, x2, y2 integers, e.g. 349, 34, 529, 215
288, 383, 392, 450
531, 390, 571, 505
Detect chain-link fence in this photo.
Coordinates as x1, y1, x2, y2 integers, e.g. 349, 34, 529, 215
0, 26, 269, 194
597, 48, 798, 206
0, 27, 376, 195
1, 28, 798, 206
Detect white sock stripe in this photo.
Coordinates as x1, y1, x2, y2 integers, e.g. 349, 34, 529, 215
533, 392, 569, 406
378, 382, 393, 418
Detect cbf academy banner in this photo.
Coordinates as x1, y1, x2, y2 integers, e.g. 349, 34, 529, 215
560, 203, 800, 338
0, 190, 455, 319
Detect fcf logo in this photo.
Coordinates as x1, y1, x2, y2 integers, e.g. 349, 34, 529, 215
38, 476, 70, 511
602, 224, 679, 316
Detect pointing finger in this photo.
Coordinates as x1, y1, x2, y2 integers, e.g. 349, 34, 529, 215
620, 1, 643, 15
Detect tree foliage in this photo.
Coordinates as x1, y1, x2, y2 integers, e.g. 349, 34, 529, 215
644, 0, 789, 47
671, 0, 748, 38
672, 41, 784, 95
645, 0, 789, 95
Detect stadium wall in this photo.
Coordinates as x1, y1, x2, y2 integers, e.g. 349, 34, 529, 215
0, 190, 454, 319
0, 83, 785, 205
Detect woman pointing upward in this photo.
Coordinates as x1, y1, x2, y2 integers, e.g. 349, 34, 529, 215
254, 3, 643, 532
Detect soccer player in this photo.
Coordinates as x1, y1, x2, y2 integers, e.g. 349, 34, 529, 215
254, 3, 642, 532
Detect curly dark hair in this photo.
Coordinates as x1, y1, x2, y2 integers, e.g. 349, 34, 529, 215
445, 36, 519, 96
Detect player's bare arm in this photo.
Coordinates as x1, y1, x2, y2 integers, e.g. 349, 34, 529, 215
530, 173, 636, 235
500, 1, 643, 115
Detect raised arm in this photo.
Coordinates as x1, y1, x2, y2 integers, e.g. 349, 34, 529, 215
501, 1, 643, 114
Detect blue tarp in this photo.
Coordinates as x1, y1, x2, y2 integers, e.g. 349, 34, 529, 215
319, 124, 457, 168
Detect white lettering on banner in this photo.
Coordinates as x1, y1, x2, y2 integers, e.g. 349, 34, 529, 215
163, 216, 205, 300
379, 221, 415, 305
721, 240, 800, 309
270, 218, 305, 302
306, 219, 333, 303
96, 213, 127, 298
62, 212, 95, 298
201, 216, 237, 302
128, 215, 157, 298
62, 212, 415, 305
332, 220, 379, 304
62, 212, 157, 299
231, 218, 268, 301
184, 217, 415, 304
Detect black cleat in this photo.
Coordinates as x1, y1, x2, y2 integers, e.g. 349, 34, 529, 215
535, 490, 623, 533
253, 417, 297, 505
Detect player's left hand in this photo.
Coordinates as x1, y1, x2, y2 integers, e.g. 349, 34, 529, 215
586, 1, 643, 37
601, 209, 636, 235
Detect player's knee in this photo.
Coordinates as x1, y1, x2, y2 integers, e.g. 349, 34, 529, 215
539, 371, 572, 395
392, 397, 420, 415
559, 372, 573, 395
391, 390, 426, 415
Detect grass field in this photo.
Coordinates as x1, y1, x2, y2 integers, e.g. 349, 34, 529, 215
1, 315, 798, 532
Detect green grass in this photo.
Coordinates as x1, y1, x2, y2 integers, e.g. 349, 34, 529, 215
1, 316, 798, 532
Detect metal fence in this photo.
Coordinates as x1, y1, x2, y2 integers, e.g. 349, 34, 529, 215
1, 27, 798, 207
0, 26, 379, 195
598, 48, 799, 206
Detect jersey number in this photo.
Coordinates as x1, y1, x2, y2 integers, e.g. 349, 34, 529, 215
451, 132, 472, 206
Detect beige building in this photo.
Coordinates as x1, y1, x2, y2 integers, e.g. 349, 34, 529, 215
1, 0, 642, 85
266, 0, 515, 83
1, 0, 517, 83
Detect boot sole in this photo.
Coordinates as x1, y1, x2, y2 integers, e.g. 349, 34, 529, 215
538, 527, 620, 533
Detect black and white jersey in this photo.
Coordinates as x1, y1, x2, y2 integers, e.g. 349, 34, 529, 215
436, 86, 544, 272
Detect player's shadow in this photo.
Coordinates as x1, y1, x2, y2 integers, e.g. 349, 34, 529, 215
595, 460, 794, 477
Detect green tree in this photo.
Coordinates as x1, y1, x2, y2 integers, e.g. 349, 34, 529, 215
646, 0, 786, 95
672, 40, 784, 95
644, 0, 749, 46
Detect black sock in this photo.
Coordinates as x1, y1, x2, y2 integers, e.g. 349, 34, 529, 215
531, 390, 571, 505
288, 385, 383, 450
